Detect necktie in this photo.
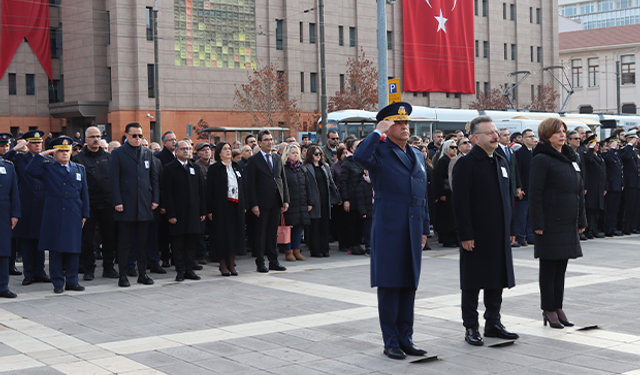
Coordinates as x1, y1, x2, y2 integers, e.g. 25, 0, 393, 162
504, 146, 511, 162
184, 162, 188, 170
266, 153, 273, 172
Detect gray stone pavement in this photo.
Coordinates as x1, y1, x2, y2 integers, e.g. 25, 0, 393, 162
1, 235, 640, 374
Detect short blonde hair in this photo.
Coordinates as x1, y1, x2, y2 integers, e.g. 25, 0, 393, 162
281, 144, 301, 164
538, 118, 567, 144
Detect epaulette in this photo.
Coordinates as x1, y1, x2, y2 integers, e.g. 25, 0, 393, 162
2, 159, 13, 164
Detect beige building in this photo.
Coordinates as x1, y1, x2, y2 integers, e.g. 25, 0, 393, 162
0, 0, 560, 141
559, 23, 639, 114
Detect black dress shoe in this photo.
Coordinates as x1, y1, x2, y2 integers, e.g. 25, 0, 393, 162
22, 277, 34, 285
400, 345, 427, 356
310, 253, 323, 258
230, 270, 238, 276
127, 269, 138, 277
465, 328, 484, 346
269, 263, 287, 271
0, 290, 17, 298
219, 267, 231, 276
322, 253, 330, 257
137, 275, 154, 285
632, 229, 640, 234
184, 271, 201, 280
383, 347, 406, 360
175, 272, 185, 281
192, 265, 203, 271
149, 267, 167, 274
83, 271, 95, 281
161, 260, 171, 268
605, 232, 614, 237
623, 231, 631, 235
65, 284, 85, 292
579, 233, 588, 241
34, 275, 51, 283
102, 268, 120, 278
613, 231, 624, 236
118, 276, 130, 287
9, 267, 22, 276
594, 233, 606, 238
256, 265, 269, 273
54, 286, 64, 294
484, 322, 519, 340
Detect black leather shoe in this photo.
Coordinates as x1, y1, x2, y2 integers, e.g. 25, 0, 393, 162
310, 253, 323, 258
269, 263, 287, 271
605, 232, 614, 237
632, 229, 640, 234
137, 275, 154, 285
0, 290, 17, 298
65, 284, 85, 292
54, 286, 64, 294
175, 272, 185, 281
192, 265, 203, 271
383, 347, 406, 360
83, 271, 95, 281
34, 275, 51, 283
127, 269, 138, 277
484, 322, 519, 340
257, 265, 269, 273
465, 328, 484, 346
161, 260, 171, 268
149, 267, 167, 274
118, 276, 130, 287
594, 233, 606, 238
579, 233, 588, 241
185, 271, 201, 280
9, 267, 22, 276
102, 268, 120, 278
623, 231, 631, 235
22, 277, 34, 285
613, 231, 624, 236
400, 345, 427, 356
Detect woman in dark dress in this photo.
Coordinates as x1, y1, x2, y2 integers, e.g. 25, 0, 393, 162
340, 139, 365, 254
281, 145, 313, 261
434, 139, 458, 247
303, 145, 340, 257
206, 142, 245, 276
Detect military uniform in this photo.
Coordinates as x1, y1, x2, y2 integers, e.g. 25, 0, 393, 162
619, 132, 640, 234
0, 158, 20, 298
603, 137, 624, 236
0, 133, 21, 277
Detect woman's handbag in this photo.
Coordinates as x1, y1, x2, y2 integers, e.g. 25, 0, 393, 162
277, 213, 292, 244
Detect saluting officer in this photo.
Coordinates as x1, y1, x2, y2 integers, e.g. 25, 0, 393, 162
0, 133, 21, 277
25, 137, 90, 294
0, 156, 20, 298
603, 136, 624, 236
3, 130, 51, 285
619, 132, 640, 234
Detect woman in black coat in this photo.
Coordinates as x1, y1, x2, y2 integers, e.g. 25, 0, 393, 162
584, 140, 607, 238
340, 139, 365, 254
330, 146, 348, 252
418, 145, 435, 250
434, 139, 458, 247
281, 145, 314, 261
206, 142, 246, 276
529, 118, 587, 329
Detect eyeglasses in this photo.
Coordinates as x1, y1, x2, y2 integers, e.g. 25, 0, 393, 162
313, 152, 322, 156
450, 146, 458, 149
475, 130, 499, 137
129, 133, 144, 138
87, 135, 101, 139
460, 141, 470, 145
261, 138, 273, 142
178, 147, 191, 151
329, 137, 339, 141
165, 138, 177, 142
569, 137, 580, 141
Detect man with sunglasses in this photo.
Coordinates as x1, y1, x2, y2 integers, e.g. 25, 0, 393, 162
448, 137, 473, 192
109, 122, 160, 287
321, 130, 340, 165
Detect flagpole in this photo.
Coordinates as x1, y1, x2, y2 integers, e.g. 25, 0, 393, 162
377, 0, 388, 110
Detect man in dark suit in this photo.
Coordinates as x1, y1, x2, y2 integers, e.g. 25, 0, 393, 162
495, 128, 522, 205
354, 102, 430, 360
0, 156, 20, 298
162, 141, 206, 281
513, 129, 537, 246
603, 136, 624, 237
619, 132, 640, 234
452, 116, 518, 347
584, 135, 607, 238
245, 129, 289, 273
3, 130, 51, 286
154, 131, 177, 267
109, 122, 160, 287
0, 133, 21, 277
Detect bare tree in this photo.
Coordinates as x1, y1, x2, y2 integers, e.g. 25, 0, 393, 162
328, 47, 378, 112
468, 85, 511, 110
195, 118, 211, 141
523, 82, 560, 112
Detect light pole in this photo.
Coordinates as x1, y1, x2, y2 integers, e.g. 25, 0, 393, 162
319, 0, 328, 146
153, 0, 161, 142
616, 45, 640, 114
377, 0, 389, 110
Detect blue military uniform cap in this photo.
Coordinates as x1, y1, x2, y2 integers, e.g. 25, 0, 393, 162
0, 133, 12, 145
23, 130, 45, 143
376, 102, 412, 122
605, 136, 620, 143
50, 136, 74, 151
584, 134, 598, 144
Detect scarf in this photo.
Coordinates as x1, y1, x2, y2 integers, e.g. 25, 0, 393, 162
288, 160, 302, 172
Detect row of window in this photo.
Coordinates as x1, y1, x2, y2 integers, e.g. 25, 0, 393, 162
560, 0, 639, 16
7, 73, 64, 103
276, 23, 358, 50
476, 0, 541, 23
579, 8, 640, 29
475, 41, 542, 62
571, 55, 635, 88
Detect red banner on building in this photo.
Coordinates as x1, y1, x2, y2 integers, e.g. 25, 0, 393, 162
403, 0, 474, 94
0, 0, 53, 81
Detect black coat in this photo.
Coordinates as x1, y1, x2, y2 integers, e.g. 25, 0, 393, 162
162, 159, 206, 235
585, 149, 607, 210
283, 163, 313, 226
452, 146, 515, 290
154, 147, 176, 167
303, 163, 340, 219
73, 147, 112, 209
495, 145, 522, 197
340, 156, 363, 203
356, 178, 373, 217
434, 154, 455, 233
245, 151, 289, 210
3, 150, 45, 239
515, 146, 533, 201
603, 149, 624, 192
529, 143, 586, 260
619, 144, 640, 189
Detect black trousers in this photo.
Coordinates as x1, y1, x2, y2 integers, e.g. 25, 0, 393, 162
158, 214, 172, 263
117, 221, 149, 276
80, 207, 116, 271
343, 209, 363, 248
623, 187, 639, 232
254, 193, 282, 267
586, 208, 601, 236
378, 287, 416, 349
605, 191, 621, 233
308, 217, 330, 255
539, 258, 568, 311
171, 234, 197, 273
461, 289, 503, 329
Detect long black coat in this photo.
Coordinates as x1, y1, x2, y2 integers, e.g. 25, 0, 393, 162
434, 154, 455, 233
495, 145, 522, 197
514, 146, 533, 201
452, 146, 515, 290
585, 149, 607, 210
154, 147, 176, 167
529, 143, 586, 260
303, 163, 339, 219
162, 159, 205, 235
356, 178, 373, 217
283, 163, 313, 226
603, 149, 624, 192
340, 156, 363, 203
619, 144, 640, 189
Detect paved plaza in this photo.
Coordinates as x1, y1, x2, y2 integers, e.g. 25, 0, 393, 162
2, 235, 640, 375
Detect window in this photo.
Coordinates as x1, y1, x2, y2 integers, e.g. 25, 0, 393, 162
339, 74, 344, 92
147, 64, 155, 98
50, 27, 62, 59
387, 31, 392, 50
561, 5, 577, 16
48, 78, 63, 103
338, 26, 344, 46
108, 67, 112, 101
622, 103, 637, 114
277, 71, 286, 97
484, 82, 489, 95
617, 0, 633, 8
145, 7, 153, 41
446, 93, 450, 98
580, 105, 594, 113
300, 22, 303, 43
510, 4, 515, 20
621, 55, 636, 85
26, 74, 35, 95
511, 44, 516, 60
530, 7, 533, 22
504, 43, 508, 60
310, 72, 317, 92
106, 11, 110, 45
474, 0, 478, 15
423, 92, 428, 97
536, 8, 541, 24
276, 20, 283, 50
300, 72, 304, 93
588, 58, 599, 87
572, 59, 583, 88
531, 84, 535, 100
414, 92, 418, 97
503, 3, 507, 19
483, 41, 489, 58
537, 46, 542, 62
599, 0, 613, 11
476, 81, 480, 98
309, 23, 316, 44
349, 27, 356, 47
530, 46, 534, 62
581, 2, 595, 13
8, 73, 16, 95
475, 40, 479, 57
482, 0, 487, 16
455, 93, 460, 98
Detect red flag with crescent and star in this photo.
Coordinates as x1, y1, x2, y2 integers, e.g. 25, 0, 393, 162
403, 0, 474, 94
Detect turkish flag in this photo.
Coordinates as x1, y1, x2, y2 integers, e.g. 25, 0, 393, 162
0, 0, 53, 81
403, 0, 474, 94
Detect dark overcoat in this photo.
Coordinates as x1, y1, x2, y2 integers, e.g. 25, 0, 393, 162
354, 132, 430, 289
303, 163, 339, 220
282, 163, 313, 226
154, 147, 176, 166
109, 142, 160, 222
434, 154, 456, 233
619, 144, 640, 189
25, 155, 90, 253
603, 149, 624, 192
495, 145, 522, 197
162, 159, 206, 235
245, 151, 289, 210
452, 146, 516, 290
356, 178, 374, 217
529, 143, 586, 260
585, 149, 607, 210
3, 150, 45, 239
340, 156, 363, 204
514, 146, 533, 201
0, 159, 20, 257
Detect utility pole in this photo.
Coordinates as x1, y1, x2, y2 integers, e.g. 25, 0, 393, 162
319, 0, 328, 145
377, 0, 388, 110
616, 46, 640, 114
153, 0, 161, 142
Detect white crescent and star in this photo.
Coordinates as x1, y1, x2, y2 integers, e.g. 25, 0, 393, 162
434, 9, 448, 33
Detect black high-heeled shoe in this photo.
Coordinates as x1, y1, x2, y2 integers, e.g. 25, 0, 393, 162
229, 269, 238, 276
219, 267, 231, 277
558, 317, 574, 327
542, 311, 564, 329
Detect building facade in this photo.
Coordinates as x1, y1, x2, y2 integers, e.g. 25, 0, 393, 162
559, 0, 640, 30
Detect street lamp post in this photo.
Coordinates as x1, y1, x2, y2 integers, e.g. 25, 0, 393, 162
153, 0, 161, 143
616, 45, 640, 114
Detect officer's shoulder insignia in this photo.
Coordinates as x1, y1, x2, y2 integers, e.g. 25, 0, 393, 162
3, 159, 12, 164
